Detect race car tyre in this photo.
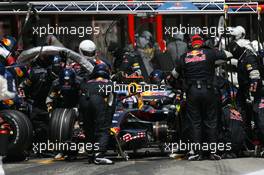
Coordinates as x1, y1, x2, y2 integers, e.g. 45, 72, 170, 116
49, 108, 77, 142
0, 110, 33, 160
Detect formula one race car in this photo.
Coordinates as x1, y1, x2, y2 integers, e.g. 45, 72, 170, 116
109, 85, 181, 154
48, 77, 183, 160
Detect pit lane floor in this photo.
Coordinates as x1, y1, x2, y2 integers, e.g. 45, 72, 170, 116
3, 153, 264, 175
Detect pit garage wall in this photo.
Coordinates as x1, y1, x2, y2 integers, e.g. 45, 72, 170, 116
0, 13, 263, 55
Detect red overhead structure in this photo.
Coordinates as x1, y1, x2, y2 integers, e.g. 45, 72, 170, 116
156, 0, 166, 52
128, 0, 135, 47
127, 0, 166, 50
156, 14, 166, 52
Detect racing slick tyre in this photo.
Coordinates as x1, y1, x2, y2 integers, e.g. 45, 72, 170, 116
49, 108, 77, 142
0, 110, 33, 160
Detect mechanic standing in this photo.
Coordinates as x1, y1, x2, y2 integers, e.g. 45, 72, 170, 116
78, 40, 112, 77
109, 47, 143, 83
169, 34, 230, 160
79, 63, 114, 165
228, 26, 264, 145
167, 32, 188, 65
18, 56, 63, 142
107, 41, 124, 73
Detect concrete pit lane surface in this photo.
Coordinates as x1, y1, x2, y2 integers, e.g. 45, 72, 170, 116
3, 155, 264, 175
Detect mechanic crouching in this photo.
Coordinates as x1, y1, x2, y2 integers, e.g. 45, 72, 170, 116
46, 68, 81, 112
79, 63, 114, 165
46, 68, 81, 160
169, 34, 231, 160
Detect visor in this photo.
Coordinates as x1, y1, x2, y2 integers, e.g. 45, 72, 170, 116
82, 50, 96, 57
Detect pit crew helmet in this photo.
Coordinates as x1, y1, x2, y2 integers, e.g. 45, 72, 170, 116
79, 40, 96, 58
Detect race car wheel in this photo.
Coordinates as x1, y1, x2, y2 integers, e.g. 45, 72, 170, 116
0, 110, 33, 159
49, 108, 77, 142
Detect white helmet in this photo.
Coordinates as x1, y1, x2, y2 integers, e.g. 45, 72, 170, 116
230, 26, 246, 40
79, 40, 96, 58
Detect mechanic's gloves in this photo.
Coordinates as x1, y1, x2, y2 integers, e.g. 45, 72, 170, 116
248, 68, 261, 93
165, 74, 174, 86
17, 87, 25, 98
47, 103, 53, 112
224, 50, 233, 59
111, 71, 125, 81
165, 74, 182, 90
249, 79, 259, 92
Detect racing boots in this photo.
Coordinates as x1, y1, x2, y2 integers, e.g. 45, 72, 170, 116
187, 153, 203, 161
187, 151, 221, 161
93, 152, 114, 165
209, 153, 221, 160
187, 150, 203, 161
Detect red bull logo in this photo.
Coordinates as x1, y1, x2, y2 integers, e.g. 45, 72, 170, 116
185, 50, 206, 63
2, 99, 14, 106
15, 67, 24, 77
2, 38, 11, 46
